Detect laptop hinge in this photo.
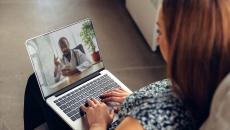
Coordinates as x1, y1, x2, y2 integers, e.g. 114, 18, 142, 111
50, 68, 104, 98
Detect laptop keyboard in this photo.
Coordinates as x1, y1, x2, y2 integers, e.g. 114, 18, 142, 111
54, 74, 118, 121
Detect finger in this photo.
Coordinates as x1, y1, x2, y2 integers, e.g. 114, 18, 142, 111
100, 87, 128, 99
118, 87, 128, 91
103, 91, 122, 96
113, 87, 126, 92
101, 88, 117, 95
107, 87, 128, 94
101, 97, 124, 103
116, 87, 130, 94
80, 105, 88, 112
90, 98, 100, 104
106, 87, 122, 93
87, 99, 96, 107
102, 91, 127, 97
104, 90, 122, 95
109, 109, 115, 119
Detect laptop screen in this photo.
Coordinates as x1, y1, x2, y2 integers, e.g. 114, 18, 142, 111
26, 19, 104, 98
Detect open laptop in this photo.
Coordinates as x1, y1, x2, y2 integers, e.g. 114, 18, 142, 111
25, 18, 132, 130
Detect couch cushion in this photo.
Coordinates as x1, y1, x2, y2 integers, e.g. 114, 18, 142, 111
200, 74, 230, 130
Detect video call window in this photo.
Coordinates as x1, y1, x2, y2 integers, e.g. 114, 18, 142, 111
26, 20, 104, 97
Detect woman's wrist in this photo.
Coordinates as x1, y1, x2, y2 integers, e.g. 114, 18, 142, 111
89, 123, 107, 130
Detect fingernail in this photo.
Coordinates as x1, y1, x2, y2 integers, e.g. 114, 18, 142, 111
85, 102, 89, 107
80, 109, 85, 116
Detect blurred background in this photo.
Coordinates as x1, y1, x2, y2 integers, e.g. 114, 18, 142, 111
0, 0, 165, 129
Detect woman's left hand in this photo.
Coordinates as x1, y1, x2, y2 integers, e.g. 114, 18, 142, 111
80, 98, 114, 130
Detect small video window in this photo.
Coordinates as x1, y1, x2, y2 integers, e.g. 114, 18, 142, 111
26, 20, 103, 97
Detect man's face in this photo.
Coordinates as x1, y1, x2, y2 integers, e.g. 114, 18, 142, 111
60, 39, 70, 56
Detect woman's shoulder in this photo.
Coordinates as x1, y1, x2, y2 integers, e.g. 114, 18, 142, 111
119, 79, 194, 130
138, 79, 171, 94
125, 79, 172, 103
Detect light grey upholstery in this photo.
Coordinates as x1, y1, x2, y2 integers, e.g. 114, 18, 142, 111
200, 74, 230, 130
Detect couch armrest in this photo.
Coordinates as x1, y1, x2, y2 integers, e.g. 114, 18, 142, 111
126, 0, 162, 51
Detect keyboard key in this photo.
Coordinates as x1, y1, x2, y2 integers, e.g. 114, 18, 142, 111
75, 113, 81, 119
67, 110, 76, 117
66, 102, 71, 107
71, 116, 77, 121
63, 108, 71, 114
60, 105, 67, 110
70, 105, 76, 110
60, 100, 66, 104
56, 102, 62, 106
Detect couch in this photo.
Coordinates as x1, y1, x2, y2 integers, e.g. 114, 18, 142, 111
200, 74, 230, 130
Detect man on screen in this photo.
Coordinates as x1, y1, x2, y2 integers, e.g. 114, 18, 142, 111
54, 37, 92, 82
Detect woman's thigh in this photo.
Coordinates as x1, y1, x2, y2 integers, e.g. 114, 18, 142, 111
24, 73, 71, 130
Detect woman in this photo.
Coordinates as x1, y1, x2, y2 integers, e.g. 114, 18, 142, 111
24, 0, 230, 129
80, 0, 230, 130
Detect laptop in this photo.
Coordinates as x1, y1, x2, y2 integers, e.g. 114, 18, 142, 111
25, 18, 132, 130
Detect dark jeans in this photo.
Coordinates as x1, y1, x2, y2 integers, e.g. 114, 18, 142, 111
23, 73, 72, 130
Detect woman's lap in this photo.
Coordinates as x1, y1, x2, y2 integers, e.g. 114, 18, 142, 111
23, 73, 71, 130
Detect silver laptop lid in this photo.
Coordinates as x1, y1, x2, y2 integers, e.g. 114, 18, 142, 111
26, 19, 104, 98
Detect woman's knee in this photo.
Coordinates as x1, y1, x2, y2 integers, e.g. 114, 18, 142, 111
28, 73, 36, 83
25, 73, 40, 98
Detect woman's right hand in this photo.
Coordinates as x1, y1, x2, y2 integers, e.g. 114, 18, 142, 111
100, 87, 131, 104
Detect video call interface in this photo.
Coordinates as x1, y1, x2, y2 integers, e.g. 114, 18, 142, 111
26, 19, 104, 97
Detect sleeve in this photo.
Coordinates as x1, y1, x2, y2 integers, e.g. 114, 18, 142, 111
73, 49, 92, 72
119, 82, 194, 130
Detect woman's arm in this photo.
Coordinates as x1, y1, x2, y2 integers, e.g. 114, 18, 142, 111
80, 98, 144, 130
115, 117, 144, 130
89, 124, 107, 130
88, 117, 144, 130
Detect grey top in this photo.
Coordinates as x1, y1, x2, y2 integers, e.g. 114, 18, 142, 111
108, 79, 194, 130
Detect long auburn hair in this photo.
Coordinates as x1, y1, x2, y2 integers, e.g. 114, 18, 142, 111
162, 0, 230, 128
